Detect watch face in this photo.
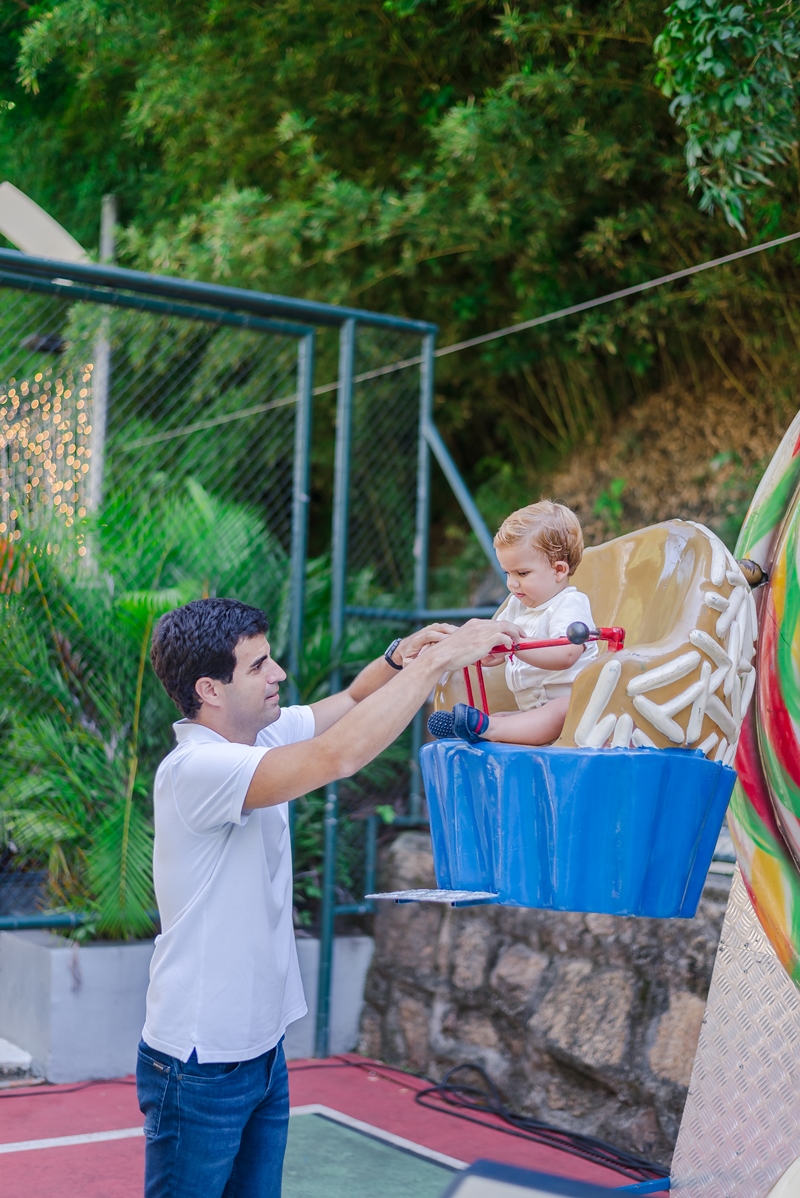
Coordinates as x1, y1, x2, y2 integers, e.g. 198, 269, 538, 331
386, 639, 403, 666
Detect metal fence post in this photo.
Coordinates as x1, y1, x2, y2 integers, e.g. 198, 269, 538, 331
423, 418, 504, 580
287, 331, 314, 706
409, 333, 436, 821
87, 194, 116, 512
315, 317, 356, 1058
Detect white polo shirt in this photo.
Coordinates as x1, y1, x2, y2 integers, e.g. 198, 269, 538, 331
142, 705, 315, 1063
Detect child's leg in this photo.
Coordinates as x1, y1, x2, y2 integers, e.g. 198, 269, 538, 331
483, 697, 570, 746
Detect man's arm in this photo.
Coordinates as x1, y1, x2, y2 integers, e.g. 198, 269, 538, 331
309, 623, 456, 735
243, 620, 513, 810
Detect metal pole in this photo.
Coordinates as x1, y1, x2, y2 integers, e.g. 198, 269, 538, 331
87, 194, 116, 512
315, 317, 356, 1058
287, 332, 314, 706
287, 332, 314, 854
364, 814, 378, 898
409, 333, 436, 821
423, 418, 504, 579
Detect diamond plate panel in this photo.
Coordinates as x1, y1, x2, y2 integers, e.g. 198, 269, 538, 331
672, 868, 800, 1195
366, 889, 499, 907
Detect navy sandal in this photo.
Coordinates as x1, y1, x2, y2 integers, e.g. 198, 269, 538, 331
427, 703, 489, 743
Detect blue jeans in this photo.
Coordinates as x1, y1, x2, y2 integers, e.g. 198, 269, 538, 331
136, 1038, 289, 1198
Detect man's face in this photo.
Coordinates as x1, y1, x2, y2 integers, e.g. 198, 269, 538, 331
216, 634, 286, 738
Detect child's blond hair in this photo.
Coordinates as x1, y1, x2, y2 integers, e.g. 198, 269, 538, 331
494, 500, 584, 575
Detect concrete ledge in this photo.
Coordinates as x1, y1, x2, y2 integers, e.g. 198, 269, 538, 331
286, 936, 375, 1059
0, 1036, 33, 1079
0, 931, 153, 1082
0, 930, 373, 1080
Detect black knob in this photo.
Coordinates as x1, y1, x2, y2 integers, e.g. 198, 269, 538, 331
567, 621, 591, 645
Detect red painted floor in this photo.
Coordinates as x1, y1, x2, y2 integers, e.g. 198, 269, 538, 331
0, 1056, 658, 1196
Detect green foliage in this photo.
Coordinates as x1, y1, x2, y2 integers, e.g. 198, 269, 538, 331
1, 478, 409, 935
593, 477, 627, 534
0, 480, 288, 937
0, 0, 770, 500
655, 0, 800, 234
2, 0, 800, 569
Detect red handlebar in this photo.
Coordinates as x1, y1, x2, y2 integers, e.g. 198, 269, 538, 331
488, 627, 626, 656
460, 626, 626, 716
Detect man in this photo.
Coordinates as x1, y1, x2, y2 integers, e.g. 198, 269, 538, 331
138, 596, 516, 1197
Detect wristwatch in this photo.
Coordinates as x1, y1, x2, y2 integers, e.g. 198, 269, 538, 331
384, 637, 403, 670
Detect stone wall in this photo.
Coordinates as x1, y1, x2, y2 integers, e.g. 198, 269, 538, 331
358, 832, 730, 1168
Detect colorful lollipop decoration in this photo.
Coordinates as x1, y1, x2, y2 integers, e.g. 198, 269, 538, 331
730, 411, 800, 983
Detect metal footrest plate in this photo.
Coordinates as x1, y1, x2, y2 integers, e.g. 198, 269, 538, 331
365, 888, 499, 908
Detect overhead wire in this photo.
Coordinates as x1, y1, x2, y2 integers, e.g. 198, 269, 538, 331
114, 228, 800, 449
310, 227, 800, 396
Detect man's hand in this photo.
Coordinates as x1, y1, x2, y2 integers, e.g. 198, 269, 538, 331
310, 620, 515, 738
394, 622, 457, 666
424, 618, 516, 673
311, 622, 458, 731
245, 618, 518, 811
478, 619, 524, 667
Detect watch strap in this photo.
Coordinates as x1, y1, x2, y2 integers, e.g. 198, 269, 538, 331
384, 637, 403, 670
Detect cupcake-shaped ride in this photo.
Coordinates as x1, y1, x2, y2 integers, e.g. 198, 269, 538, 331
371, 519, 760, 918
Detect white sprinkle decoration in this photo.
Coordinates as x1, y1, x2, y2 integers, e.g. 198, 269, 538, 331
697, 731, 719, 757
611, 713, 634, 748
632, 727, 657, 749
713, 737, 729, 763
709, 665, 727, 695
710, 539, 727, 587
585, 713, 617, 748
724, 623, 741, 698
733, 594, 752, 651
686, 661, 712, 744
726, 569, 747, 587
738, 659, 754, 675
706, 694, 737, 741
738, 591, 757, 655
716, 585, 744, 637
747, 591, 758, 644
740, 668, 757, 720
689, 629, 731, 669
704, 591, 729, 613
574, 658, 622, 747
632, 695, 685, 743
661, 678, 706, 718
723, 740, 738, 767
626, 651, 701, 697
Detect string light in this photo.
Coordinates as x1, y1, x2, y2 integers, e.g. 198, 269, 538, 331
1, 363, 92, 541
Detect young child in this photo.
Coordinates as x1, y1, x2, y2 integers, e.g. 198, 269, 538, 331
428, 500, 598, 746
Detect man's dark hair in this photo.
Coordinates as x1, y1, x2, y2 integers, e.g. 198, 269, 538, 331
150, 598, 269, 719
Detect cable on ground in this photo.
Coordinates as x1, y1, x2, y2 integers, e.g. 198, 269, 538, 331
414, 1063, 669, 1184
290, 1056, 669, 1185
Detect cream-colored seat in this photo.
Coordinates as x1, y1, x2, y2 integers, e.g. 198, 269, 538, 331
434, 520, 757, 758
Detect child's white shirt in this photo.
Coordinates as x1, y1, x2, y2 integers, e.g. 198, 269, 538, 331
498, 587, 598, 712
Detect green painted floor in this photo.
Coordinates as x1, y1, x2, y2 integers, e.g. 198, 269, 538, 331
283, 1113, 455, 1198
